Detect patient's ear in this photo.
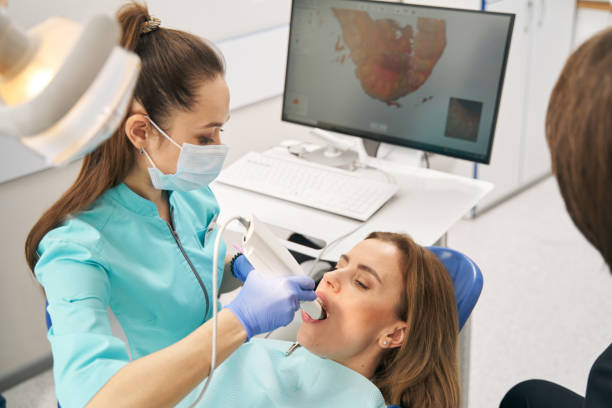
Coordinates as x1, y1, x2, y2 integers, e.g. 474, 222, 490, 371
379, 324, 407, 349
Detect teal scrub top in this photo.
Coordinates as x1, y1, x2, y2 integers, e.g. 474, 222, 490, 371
35, 183, 226, 408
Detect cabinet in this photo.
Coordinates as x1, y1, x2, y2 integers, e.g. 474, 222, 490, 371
420, 0, 576, 213
517, 0, 576, 185
473, 0, 576, 211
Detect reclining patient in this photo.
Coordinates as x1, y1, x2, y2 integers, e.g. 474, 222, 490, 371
190, 232, 460, 408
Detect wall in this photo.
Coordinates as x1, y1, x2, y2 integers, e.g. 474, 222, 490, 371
573, 6, 612, 48
0, 162, 80, 390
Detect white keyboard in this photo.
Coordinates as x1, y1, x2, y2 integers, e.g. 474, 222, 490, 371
216, 152, 398, 221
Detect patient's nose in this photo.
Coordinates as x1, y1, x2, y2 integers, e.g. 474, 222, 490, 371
323, 271, 341, 292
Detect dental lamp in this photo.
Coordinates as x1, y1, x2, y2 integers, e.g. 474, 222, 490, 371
0, 8, 140, 165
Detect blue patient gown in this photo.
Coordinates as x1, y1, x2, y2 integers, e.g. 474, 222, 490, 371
187, 339, 388, 408
35, 183, 226, 408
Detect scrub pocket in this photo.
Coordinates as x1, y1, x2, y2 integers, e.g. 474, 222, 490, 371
196, 214, 218, 248
196, 228, 207, 248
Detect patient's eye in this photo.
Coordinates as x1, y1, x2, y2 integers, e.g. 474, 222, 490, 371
355, 279, 368, 290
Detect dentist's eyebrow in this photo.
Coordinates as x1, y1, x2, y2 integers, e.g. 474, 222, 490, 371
200, 121, 224, 128
199, 115, 230, 129
339, 254, 382, 284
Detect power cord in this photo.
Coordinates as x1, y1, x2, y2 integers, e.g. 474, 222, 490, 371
353, 160, 397, 185
188, 215, 249, 408
423, 152, 431, 169
308, 223, 364, 281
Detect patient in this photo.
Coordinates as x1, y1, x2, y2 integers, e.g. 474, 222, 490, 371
191, 232, 460, 408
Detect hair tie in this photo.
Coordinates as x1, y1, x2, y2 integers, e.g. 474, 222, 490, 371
141, 17, 161, 34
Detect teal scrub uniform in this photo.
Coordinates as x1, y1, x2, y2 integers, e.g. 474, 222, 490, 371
35, 183, 226, 408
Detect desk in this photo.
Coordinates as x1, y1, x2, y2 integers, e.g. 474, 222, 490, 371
212, 148, 493, 261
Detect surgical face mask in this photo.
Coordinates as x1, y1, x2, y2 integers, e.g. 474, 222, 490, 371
141, 116, 228, 191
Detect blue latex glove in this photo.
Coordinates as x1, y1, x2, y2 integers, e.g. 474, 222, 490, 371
226, 270, 317, 340
232, 254, 254, 283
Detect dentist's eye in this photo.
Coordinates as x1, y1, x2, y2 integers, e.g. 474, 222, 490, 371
197, 135, 214, 145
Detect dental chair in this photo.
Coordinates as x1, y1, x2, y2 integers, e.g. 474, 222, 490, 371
427, 246, 483, 331
427, 245, 483, 408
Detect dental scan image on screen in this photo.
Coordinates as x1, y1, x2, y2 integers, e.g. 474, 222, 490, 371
282, 0, 513, 163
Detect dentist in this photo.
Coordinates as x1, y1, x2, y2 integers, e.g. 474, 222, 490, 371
24, 3, 315, 407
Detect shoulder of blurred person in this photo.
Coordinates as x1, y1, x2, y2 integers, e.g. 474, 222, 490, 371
585, 342, 612, 406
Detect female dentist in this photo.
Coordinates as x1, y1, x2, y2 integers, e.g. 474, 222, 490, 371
23, 3, 316, 407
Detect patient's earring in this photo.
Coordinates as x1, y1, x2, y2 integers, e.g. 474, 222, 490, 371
383, 341, 388, 346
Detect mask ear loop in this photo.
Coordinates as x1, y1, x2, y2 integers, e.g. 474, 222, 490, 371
140, 147, 158, 169
145, 116, 182, 150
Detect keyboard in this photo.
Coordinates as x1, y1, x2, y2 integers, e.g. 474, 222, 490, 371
216, 152, 398, 221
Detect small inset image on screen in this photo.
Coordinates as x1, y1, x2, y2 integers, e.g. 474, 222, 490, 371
444, 97, 483, 142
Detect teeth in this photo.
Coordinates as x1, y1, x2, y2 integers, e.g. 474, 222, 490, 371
316, 297, 326, 310
316, 297, 328, 319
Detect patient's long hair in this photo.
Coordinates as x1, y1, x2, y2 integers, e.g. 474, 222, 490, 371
368, 232, 460, 408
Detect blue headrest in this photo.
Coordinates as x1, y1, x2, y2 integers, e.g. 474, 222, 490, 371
427, 246, 483, 331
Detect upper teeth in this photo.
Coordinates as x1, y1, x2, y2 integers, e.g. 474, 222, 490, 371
316, 297, 327, 313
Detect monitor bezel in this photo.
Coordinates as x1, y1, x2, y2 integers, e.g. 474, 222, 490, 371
281, 0, 515, 164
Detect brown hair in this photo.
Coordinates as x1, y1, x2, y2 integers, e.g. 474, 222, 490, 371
367, 232, 460, 408
545, 27, 612, 269
24, 2, 225, 271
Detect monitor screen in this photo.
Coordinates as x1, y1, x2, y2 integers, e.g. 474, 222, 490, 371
282, 0, 514, 164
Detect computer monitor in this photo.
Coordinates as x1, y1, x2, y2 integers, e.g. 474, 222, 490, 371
282, 0, 514, 164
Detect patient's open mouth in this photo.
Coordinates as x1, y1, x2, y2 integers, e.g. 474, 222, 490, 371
316, 293, 330, 320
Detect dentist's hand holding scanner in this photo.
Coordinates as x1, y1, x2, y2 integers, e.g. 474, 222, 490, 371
227, 267, 316, 340
227, 255, 316, 340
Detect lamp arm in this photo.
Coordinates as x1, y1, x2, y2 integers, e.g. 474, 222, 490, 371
0, 8, 36, 77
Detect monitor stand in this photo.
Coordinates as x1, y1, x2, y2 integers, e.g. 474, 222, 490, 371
362, 139, 424, 169
297, 128, 359, 169
299, 128, 423, 170
298, 142, 359, 169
